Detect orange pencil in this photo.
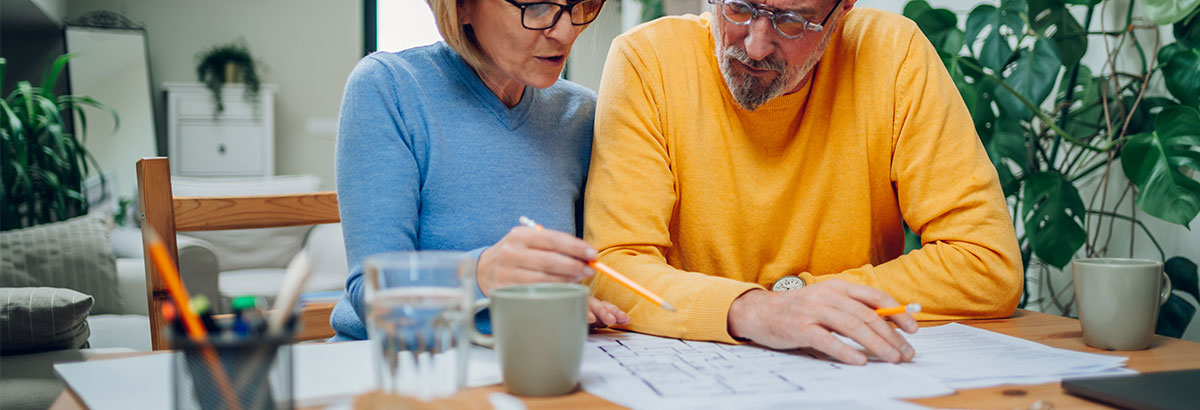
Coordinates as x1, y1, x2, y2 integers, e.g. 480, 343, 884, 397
145, 229, 207, 340
518, 216, 675, 312
876, 303, 921, 316
145, 229, 241, 410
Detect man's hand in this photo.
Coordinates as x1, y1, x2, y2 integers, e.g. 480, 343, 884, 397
477, 226, 630, 327
589, 297, 631, 327
727, 279, 918, 365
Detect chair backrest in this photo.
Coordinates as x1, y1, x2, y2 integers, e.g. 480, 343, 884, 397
136, 157, 340, 350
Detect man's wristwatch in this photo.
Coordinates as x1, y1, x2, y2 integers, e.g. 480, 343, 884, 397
772, 275, 806, 292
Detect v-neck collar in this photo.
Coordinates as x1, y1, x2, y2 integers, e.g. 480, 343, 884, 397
440, 43, 536, 131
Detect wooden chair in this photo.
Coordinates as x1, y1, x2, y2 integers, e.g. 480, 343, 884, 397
136, 157, 340, 350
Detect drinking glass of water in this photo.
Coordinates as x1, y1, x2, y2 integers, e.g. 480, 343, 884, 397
363, 251, 475, 399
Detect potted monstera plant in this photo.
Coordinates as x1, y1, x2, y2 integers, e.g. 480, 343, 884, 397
902, 0, 1200, 337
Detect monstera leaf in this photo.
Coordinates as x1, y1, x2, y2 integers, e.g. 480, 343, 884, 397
966, 0, 1026, 71
1144, 0, 1200, 25
996, 37, 1063, 120
1121, 106, 1200, 226
1157, 257, 1199, 338
905, 0, 964, 56
1030, 0, 1088, 67
1177, 10, 1200, 47
984, 119, 1027, 197
1022, 171, 1087, 269
1160, 42, 1200, 107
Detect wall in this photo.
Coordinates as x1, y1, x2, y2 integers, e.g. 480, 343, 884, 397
63, 0, 362, 189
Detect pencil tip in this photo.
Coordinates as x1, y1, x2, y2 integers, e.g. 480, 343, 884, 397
663, 302, 676, 312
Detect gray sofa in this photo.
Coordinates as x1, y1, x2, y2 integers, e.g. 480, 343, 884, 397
1, 223, 347, 409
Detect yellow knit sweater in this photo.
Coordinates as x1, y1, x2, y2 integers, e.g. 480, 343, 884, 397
584, 9, 1022, 344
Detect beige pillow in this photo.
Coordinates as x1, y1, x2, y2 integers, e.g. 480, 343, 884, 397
0, 216, 123, 314
0, 287, 93, 355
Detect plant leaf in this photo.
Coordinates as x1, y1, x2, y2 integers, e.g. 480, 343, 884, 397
1124, 96, 1175, 135
39, 53, 73, 100
1121, 105, 1200, 226
996, 37, 1063, 120
1156, 294, 1197, 338
1021, 171, 1087, 269
1030, 0, 1088, 67
1143, 0, 1200, 25
966, 3, 1024, 71
1177, 8, 1200, 47
1166, 256, 1200, 301
906, 1, 963, 56
1160, 42, 1200, 107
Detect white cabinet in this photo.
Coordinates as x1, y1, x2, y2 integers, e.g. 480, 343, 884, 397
165, 82, 276, 176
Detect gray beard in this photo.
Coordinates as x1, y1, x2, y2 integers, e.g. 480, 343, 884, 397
711, 20, 829, 111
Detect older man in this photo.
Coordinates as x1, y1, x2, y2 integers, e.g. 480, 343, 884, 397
584, 0, 1022, 365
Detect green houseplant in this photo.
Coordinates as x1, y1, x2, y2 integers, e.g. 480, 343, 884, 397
902, 0, 1200, 337
195, 39, 261, 115
1, 54, 118, 231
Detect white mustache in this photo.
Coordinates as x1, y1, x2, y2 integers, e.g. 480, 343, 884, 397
723, 47, 787, 74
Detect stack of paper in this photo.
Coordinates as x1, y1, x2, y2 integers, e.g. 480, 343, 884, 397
893, 323, 1134, 389
581, 332, 955, 409
581, 323, 1133, 409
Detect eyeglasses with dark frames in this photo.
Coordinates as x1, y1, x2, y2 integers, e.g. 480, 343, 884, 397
706, 0, 842, 39
503, 0, 607, 31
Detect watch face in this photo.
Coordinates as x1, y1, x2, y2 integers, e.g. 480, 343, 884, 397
772, 276, 804, 292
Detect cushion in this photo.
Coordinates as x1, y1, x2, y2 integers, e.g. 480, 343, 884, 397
0, 287, 93, 355
170, 174, 321, 271
0, 216, 124, 314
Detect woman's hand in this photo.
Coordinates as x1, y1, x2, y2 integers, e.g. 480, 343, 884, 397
478, 226, 596, 294
477, 226, 630, 327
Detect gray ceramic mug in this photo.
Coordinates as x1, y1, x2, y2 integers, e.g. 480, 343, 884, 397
1073, 258, 1171, 350
471, 283, 588, 396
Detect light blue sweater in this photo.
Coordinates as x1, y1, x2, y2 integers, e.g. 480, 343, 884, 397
329, 42, 596, 340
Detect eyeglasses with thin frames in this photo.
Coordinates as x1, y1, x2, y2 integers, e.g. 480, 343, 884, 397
707, 0, 842, 39
503, 0, 607, 31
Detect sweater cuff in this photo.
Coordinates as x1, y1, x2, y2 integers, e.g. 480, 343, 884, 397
687, 280, 763, 344
465, 246, 489, 300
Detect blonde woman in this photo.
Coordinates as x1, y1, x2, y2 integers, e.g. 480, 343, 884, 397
330, 0, 628, 340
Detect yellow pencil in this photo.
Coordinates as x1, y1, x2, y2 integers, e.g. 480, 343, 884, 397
876, 303, 921, 316
519, 216, 675, 312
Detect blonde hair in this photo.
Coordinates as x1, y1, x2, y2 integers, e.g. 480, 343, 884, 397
427, 0, 492, 71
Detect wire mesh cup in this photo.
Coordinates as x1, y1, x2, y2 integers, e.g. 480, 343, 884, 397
172, 332, 294, 410
363, 251, 476, 400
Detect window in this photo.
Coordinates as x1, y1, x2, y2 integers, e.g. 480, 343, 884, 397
364, 0, 443, 54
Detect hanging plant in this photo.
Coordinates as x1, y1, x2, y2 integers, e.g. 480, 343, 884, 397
194, 39, 261, 116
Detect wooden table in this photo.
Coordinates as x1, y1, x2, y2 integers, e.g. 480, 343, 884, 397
52, 310, 1200, 409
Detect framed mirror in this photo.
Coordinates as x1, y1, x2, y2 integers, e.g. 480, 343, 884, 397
64, 11, 159, 202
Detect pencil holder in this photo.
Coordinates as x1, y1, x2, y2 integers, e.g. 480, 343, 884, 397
172, 332, 294, 410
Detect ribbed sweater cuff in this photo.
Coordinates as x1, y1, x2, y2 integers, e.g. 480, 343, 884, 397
686, 281, 763, 344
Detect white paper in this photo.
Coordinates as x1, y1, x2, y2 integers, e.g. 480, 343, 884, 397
580, 332, 954, 409
891, 323, 1131, 388
55, 340, 502, 410
580, 324, 1134, 409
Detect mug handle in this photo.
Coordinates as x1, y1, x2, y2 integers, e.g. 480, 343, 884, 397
1159, 271, 1173, 306
470, 298, 494, 347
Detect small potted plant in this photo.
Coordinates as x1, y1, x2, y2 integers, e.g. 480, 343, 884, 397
195, 39, 261, 115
